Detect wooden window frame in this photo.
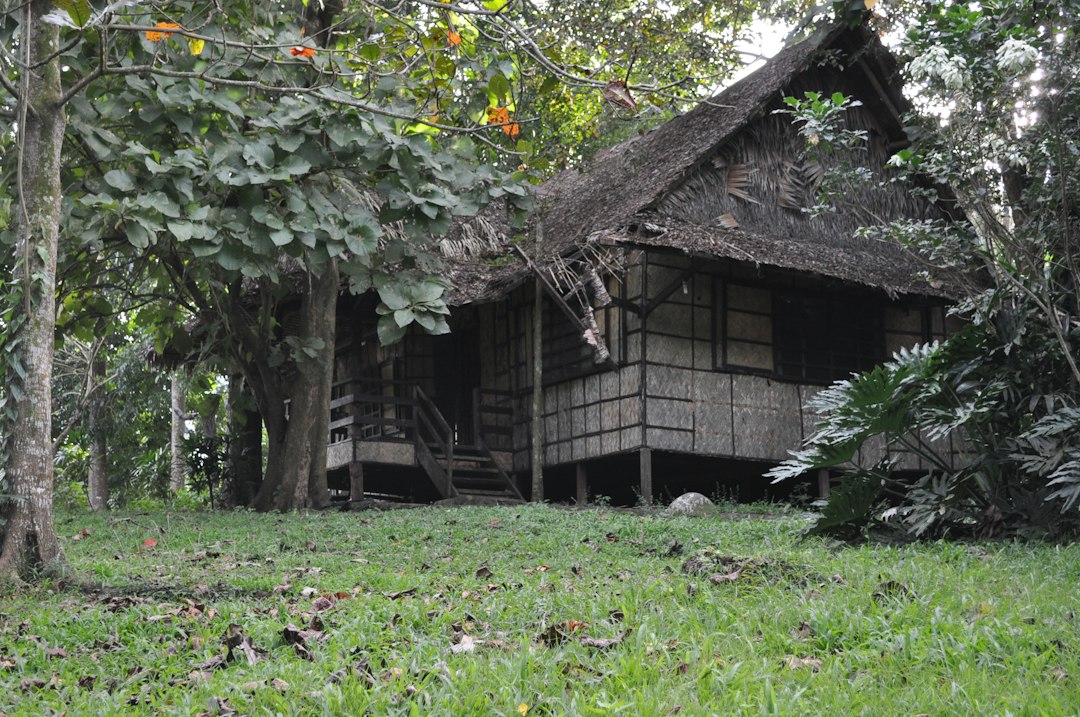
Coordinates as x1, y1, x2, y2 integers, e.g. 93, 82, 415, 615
714, 276, 887, 385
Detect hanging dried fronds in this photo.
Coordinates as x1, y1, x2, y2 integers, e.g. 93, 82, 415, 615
775, 161, 806, 211
715, 212, 739, 229
440, 215, 506, 258
725, 163, 762, 205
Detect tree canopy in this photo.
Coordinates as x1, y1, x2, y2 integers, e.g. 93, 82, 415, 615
0, 0, 804, 581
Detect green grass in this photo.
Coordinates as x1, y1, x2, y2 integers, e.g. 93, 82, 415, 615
2, 505, 1079, 716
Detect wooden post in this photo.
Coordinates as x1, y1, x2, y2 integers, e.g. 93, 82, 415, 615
576, 463, 587, 505
639, 447, 653, 505
349, 462, 364, 502
816, 468, 830, 500
531, 279, 544, 502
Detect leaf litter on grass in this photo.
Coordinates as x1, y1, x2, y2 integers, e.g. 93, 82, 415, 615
8, 505, 1080, 716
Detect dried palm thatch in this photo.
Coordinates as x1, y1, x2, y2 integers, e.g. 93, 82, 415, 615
445, 21, 965, 306
439, 214, 509, 259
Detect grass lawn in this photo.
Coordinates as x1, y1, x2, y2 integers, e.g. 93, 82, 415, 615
1, 504, 1079, 716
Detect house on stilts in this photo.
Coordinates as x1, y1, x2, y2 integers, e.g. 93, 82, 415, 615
324, 22, 967, 505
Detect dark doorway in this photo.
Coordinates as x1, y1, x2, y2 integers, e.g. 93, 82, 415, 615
432, 326, 481, 445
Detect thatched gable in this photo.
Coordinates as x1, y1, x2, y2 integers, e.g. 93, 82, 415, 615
448, 22, 963, 305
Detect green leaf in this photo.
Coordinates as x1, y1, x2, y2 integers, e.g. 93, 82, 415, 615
377, 314, 407, 346
215, 247, 244, 271
412, 281, 444, 304
489, 74, 511, 103
52, 0, 91, 26
169, 222, 194, 242
104, 170, 136, 192
281, 154, 311, 176
270, 229, 293, 247
242, 141, 276, 169
393, 308, 415, 328
539, 76, 560, 95
276, 134, 306, 153
379, 286, 409, 311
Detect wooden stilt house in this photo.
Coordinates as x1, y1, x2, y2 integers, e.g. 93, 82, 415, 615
325, 22, 966, 504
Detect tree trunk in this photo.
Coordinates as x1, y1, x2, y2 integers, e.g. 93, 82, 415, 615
252, 260, 338, 512
86, 359, 108, 511
227, 375, 263, 508
0, 2, 67, 583
169, 372, 187, 493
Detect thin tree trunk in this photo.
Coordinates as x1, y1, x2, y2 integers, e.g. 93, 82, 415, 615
306, 262, 337, 509
86, 359, 108, 511
0, 1, 66, 583
253, 260, 338, 512
170, 372, 188, 493
227, 375, 263, 508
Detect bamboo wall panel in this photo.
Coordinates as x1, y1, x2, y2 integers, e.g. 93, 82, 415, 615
647, 365, 694, 400
693, 372, 734, 455
539, 364, 643, 466
648, 428, 694, 452
731, 374, 804, 460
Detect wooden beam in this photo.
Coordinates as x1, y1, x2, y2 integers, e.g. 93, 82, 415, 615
609, 296, 642, 315
643, 268, 694, 317
817, 468, 830, 500
531, 279, 544, 503
576, 463, 588, 505
639, 447, 653, 505
349, 461, 364, 501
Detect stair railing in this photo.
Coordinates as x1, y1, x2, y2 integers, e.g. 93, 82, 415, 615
472, 388, 524, 500
414, 386, 456, 497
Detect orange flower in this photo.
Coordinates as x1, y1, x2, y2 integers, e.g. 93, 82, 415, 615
447, 31, 462, 47
486, 106, 509, 125
290, 46, 316, 58
486, 106, 520, 138
146, 21, 181, 42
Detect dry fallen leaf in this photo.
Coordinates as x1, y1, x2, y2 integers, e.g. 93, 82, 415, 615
872, 579, 912, 603
222, 624, 264, 666
450, 634, 481, 654
141, 538, 158, 550
386, 587, 417, 600
782, 655, 823, 671
193, 654, 227, 672
792, 621, 814, 642
579, 630, 630, 649
537, 620, 597, 646
475, 566, 493, 579
709, 570, 742, 584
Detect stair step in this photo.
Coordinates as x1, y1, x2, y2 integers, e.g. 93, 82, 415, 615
453, 472, 507, 483
455, 488, 519, 498
430, 450, 487, 461
449, 465, 501, 475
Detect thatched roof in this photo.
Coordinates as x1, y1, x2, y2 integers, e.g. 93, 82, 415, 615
447, 21, 965, 304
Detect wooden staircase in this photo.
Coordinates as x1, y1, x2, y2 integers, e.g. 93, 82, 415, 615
414, 387, 523, 502
433, 444, 522, 501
